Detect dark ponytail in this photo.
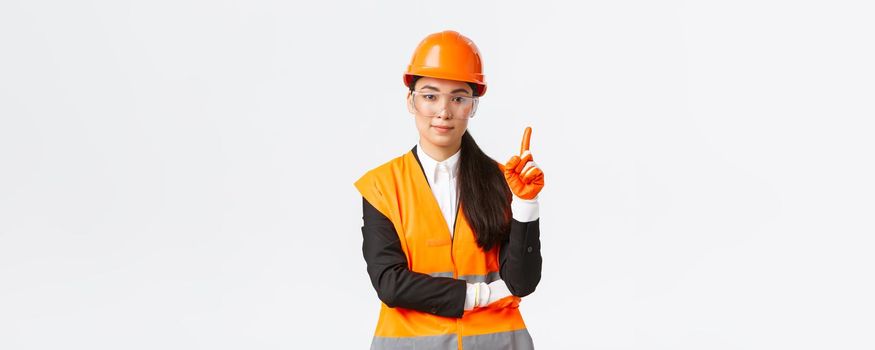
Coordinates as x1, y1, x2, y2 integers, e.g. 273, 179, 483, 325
458, 130, 513, 252
409, 75, 512, 252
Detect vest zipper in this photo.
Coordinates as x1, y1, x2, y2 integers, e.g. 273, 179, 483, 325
452, 201, 462, 350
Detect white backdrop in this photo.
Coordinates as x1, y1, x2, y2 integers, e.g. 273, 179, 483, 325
1, 0, 873, 349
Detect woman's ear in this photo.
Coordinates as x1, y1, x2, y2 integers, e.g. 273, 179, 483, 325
406, 92, 415, 114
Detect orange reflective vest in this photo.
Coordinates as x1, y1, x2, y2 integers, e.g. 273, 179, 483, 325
354, 148, 534, 349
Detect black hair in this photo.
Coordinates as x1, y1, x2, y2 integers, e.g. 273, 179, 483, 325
409, 75, 512, 251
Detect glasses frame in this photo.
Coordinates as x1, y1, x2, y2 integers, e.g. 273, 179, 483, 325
408, 90, 480, 119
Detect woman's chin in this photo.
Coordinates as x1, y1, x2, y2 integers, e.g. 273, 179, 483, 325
426, 134, 456, 146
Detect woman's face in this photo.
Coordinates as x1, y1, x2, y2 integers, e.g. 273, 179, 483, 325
408, 76, 473, 149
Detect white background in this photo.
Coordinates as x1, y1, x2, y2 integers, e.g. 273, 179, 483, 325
1, 0, 873, 349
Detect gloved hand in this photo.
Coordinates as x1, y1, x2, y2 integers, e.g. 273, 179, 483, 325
464, 282, 488, 311
503, 126, 544, 200
484, 279, 521, 309
464, 280, 522, 311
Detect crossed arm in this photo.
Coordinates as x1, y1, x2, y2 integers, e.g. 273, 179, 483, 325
360, 196, 542, 318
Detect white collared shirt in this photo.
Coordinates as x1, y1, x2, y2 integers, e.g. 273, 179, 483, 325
416, 141, 462, 237
416, 140, 539, 239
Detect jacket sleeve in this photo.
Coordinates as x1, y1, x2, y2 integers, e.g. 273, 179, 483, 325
499, 218, 542, 297
361, 196, 467, 318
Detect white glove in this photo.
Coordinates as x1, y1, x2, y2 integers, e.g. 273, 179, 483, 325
464, 282, 490, 311
485, 279, 513, 306
464, 279, 515, 311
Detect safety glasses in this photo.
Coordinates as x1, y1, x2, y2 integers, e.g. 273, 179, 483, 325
409, 91, 479, 119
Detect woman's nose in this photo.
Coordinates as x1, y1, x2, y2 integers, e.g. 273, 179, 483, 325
435, 107, 452, 119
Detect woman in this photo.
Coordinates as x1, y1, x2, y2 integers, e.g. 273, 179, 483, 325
354, 30, 545, 349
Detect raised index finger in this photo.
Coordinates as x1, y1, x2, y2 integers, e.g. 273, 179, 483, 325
520, 126, 532, 155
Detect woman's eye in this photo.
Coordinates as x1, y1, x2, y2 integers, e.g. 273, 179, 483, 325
423, 94, 436, 100
452, 97, 466, 103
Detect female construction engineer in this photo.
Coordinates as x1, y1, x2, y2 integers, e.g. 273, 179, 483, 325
353, 30, 545, 349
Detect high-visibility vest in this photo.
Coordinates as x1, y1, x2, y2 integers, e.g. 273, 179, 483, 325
354, 147, 534, 350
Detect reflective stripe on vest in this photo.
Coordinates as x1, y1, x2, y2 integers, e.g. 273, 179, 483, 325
355, 146, 531, 350
371, 329, 534, 350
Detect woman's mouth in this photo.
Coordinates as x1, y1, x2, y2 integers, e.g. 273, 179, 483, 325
432, 125, 453, 134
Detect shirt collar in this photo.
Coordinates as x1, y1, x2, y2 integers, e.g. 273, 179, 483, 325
416, 140, 461, 182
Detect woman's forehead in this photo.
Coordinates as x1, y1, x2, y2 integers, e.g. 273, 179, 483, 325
415, 77, 473, 93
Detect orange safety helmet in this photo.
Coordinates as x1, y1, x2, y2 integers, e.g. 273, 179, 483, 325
403, 30, 487, 96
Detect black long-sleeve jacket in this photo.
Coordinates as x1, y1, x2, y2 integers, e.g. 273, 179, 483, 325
360, 194, 542, 318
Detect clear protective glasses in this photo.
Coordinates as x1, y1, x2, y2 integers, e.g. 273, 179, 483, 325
409, 90, 479, 119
